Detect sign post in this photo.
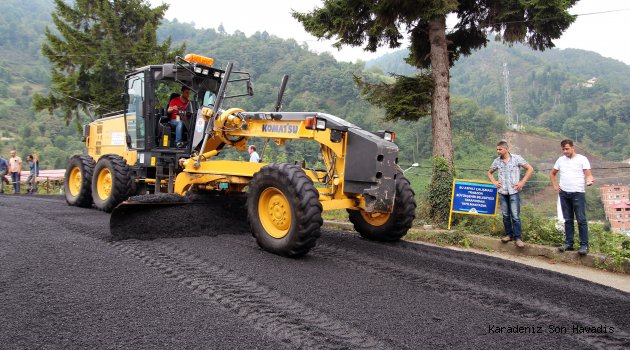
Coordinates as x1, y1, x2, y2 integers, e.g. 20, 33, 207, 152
448, 179, 499, 230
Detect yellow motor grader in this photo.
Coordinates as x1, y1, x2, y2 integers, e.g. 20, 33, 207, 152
64, 54, 416, 257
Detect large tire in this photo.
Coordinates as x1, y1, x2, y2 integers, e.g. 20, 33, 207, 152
91, 155, 134, 212
64, 155, 96, 208
247, 163, 323, 257
348, 173, 416, 241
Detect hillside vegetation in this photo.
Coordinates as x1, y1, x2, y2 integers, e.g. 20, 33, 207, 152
0, 1, 627, 212
367, 40, 630, 161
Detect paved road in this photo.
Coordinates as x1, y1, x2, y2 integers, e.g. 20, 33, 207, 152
1, 195, 628, 349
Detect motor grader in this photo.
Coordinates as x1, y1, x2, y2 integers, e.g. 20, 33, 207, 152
64, 53, 416, 257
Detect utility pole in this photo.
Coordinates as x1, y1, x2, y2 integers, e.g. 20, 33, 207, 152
503, 63, 515, 129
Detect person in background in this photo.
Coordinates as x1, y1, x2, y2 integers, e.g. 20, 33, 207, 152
0, 153, 9, 193
248, 145, 260, 163
8, 150, 22, 194
26, 152, 40, 194
549, 139, 594, 256
487, 140, 534, 248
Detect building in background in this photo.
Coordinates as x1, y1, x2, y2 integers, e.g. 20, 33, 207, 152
600, 184, 630, 234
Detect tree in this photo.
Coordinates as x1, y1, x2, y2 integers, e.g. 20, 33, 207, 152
294, 0, 578, 168
34, 0, 184, 124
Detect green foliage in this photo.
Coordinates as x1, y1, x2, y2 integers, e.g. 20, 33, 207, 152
294, 0, 577, 69
452, 215, 496, 236
586, 186, 606, 221
427, 156, 454, 225
0, 0, 626, 186
371, 40, 630, 161
34, 0, 184, 124
353, 73, 433, 121
520, 206, 565, 245
589, 224, 630, 267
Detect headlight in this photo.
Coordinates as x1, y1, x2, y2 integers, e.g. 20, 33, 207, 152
375, 130, 395, 142
305, 116, 326, 130
202, 69, 209, 75
194, 67, 202, 73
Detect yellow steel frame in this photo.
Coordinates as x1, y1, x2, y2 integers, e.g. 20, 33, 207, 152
173, 111, 367, 211
85, 110, 377, 213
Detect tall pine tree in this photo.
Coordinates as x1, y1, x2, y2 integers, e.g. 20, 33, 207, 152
294, 0, 578, 168
34, 0, 184, 124
294, 0, 578, 223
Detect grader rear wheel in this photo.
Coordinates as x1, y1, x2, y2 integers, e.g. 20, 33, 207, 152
64, 155, 95, 208
348, 173, 416, 241
91, 155, 134, 212
247, 163, 323, 257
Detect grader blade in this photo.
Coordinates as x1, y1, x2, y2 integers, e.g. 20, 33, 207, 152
110, 193, 248, 240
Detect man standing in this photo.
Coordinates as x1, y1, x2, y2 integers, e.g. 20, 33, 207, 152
26, 153, 40, 194
0, 153, 9, 193
8, 150, 22, 194
248, 145, 260, 163
167, 86, 190, 148
549, 139, 594, 255
487, 140, 534, 248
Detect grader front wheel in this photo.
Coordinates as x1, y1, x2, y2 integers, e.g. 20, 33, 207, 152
348, 173, 416, 241
91, 155, 134, 212
247, 163, 323, 257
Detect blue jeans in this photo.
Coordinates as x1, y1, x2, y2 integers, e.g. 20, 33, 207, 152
499, 192, 521, 240
11, 172, 20, 193
559, 191, 588, 247
169, 119, 183, 144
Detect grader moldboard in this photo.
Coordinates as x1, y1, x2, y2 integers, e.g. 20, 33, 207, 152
64, 54, 416, 257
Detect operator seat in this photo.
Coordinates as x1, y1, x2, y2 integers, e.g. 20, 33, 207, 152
156, 93, 179, 147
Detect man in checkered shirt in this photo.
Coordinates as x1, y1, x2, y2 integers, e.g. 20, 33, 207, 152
487, 140, 534, 248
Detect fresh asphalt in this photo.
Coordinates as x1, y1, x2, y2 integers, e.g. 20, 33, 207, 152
1, 195, 628, 349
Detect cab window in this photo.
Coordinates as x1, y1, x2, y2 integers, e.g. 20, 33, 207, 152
126, 73, 145, 149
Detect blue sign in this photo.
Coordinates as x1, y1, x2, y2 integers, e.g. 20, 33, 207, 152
451, 180, 498, 215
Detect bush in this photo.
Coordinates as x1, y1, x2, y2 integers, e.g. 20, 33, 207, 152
520, 205, 564, 245
589, 224, 630, 265
453, 215, 497, 236
427, 156, 454, 226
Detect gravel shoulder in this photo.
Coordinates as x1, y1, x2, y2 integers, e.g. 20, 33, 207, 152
440, 243, 630, 293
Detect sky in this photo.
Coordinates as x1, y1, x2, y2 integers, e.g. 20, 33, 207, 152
149, 0, 630, 65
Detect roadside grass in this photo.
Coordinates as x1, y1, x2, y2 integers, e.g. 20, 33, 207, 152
448, 204, 630, 270
322, 209, 349, 221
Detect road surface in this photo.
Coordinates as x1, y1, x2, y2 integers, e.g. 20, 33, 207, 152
0, 195, 628, 349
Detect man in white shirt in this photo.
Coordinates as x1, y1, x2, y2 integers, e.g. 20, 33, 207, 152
248, 145, 260, 163
8, 150, 22, 194
549, 139, 594, 255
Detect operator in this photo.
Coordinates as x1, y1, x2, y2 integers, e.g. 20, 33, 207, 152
167, 86, 190, 148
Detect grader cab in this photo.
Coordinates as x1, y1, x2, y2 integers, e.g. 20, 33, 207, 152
64, 54, 416, 257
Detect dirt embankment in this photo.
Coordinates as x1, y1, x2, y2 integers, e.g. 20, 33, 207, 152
506, 131, 628, 185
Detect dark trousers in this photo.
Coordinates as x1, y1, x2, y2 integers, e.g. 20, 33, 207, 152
0, 169, 7, 192
559, 191, 588, 247
11, 172, 20, 193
